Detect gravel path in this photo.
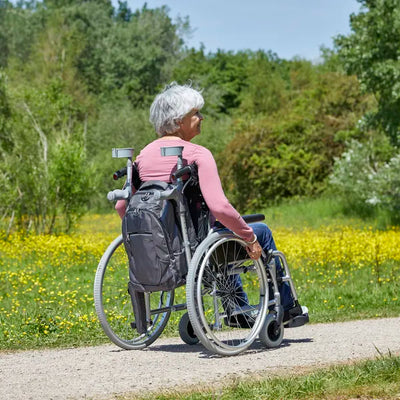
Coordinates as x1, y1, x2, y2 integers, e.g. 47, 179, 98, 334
1, 317, 399, 400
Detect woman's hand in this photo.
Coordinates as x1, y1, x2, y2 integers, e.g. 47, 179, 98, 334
245, 235, 262, 260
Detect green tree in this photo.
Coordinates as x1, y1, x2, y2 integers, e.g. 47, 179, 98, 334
0, 1, 46, 68
172, 49, 252, 116
49, 138, 92, 231
0, 75, 93, 234
100, 4, 185, 106
0, 71, 12, 152
334, 0, 400, 145
239, 51, 289, 115
0, 1, 9, 68
0, 0, 192, 223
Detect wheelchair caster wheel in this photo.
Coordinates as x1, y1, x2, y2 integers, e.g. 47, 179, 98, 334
179, 312, 199, 345
259, 314, 284, 348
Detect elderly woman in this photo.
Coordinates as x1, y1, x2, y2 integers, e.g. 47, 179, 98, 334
116, 82, 307, 325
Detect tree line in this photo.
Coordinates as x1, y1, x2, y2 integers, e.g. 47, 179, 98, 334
0, 0, 399, 234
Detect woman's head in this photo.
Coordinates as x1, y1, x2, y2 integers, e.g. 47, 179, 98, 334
149, 82, 204, 137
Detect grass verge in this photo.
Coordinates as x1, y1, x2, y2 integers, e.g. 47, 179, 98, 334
120, 353, 400, 400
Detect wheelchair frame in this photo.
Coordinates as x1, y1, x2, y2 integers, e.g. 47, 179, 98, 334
93, 147, 300, 356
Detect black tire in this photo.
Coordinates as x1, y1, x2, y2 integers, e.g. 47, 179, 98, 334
259, 313, 284, 348
178, 312, 199, 345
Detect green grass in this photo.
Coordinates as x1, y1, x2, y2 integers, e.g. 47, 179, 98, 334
119, 353, 400, 400
260, 195, 373, 230
0, 196, 399, 350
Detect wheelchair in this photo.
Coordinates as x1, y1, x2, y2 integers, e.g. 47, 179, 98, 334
94, 147, 301, 356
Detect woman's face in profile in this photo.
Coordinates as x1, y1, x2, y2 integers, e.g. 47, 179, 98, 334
178, 109, 204, 141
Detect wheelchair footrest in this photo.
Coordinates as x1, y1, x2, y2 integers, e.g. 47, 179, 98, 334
284, 313, 309, 328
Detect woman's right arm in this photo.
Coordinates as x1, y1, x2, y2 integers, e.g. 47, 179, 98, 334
195, 147, 254, 242
195, 147, 262, 259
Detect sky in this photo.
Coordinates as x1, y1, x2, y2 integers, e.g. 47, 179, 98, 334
115, 0, 362, 61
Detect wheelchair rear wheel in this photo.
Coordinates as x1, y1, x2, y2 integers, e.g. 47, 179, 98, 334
94, 235, 174, 350
186, 232, 268, 356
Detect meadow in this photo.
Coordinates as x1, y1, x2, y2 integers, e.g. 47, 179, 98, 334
0, 207, 399, 351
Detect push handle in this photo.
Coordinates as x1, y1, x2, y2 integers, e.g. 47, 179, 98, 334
172, 165, 192, 180
107, 189, 130, 201
113, 167, 127, 180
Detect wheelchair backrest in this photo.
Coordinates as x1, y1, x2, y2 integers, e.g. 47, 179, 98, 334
131, 161, 210, 243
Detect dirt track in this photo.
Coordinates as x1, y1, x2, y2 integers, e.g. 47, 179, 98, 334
0, 317, 399, 400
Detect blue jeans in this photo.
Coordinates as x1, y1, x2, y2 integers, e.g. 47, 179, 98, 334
229, 223, 294, 311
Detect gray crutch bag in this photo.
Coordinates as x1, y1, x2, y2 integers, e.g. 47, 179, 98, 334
122, 180, 197, 293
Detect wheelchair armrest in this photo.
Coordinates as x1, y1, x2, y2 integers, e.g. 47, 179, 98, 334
213, 213, 265, 230
242, 214, 265, 224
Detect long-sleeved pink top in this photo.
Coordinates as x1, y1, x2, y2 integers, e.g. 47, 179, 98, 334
115, 138, 254, 242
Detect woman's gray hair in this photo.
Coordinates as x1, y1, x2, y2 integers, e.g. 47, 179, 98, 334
149, 82, 204, 136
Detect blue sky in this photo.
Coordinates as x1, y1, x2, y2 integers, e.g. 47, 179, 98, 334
115, 0, 362, 61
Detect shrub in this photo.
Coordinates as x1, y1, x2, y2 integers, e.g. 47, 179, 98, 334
329, 137, 400, 224
218, 70, 369, 211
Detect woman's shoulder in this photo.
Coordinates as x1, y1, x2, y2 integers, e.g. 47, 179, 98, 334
182, 143, 215, 168
185, 141, 213, 157
136, 140, 159, 158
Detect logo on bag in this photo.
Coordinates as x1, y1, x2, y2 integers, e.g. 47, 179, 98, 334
141, 192, 151, 201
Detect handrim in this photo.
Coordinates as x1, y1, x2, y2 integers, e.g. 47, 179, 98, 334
186, 232, 268, 356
